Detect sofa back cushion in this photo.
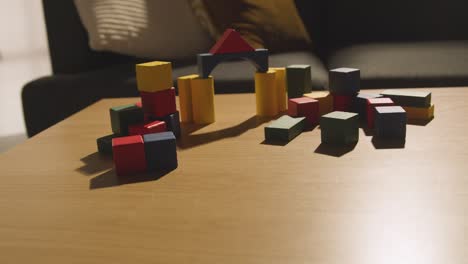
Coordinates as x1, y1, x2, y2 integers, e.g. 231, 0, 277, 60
74, 0, 213, 60
326, 0, 468, 49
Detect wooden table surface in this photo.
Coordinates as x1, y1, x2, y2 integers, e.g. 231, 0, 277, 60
1, 88, 467, 263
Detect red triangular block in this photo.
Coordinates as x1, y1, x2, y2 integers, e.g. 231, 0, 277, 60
209, 28, 255, 54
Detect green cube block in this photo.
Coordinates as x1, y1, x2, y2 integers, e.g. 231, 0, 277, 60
96, 134, 121, 155
265, 115, 305, 142
380, 89, 431, 107
110, 104, 144, 135
286, 65, 312, 98
320, 111, 359, 145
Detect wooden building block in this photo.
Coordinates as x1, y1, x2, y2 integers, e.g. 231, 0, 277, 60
320, 111, 359, 145
286, 65, 312, 98
381, 89, 431, 107
197, 49, 268, 78
304, 91, 334, 116
366, 97, 395, 128
352, 93, 382, 120
158, 111, 181, 138
140, 87, 177, 118
191, 77, 215, 124
177, 74, 198, 123
110, 104, 144, 135
128, 120, 167, 136
402, 104, 435, 120
270, 67, 288, 111
288, 97, 319, 128
329, 68, 360, 95
264, 115, 305, 142
143, 132, 178, 171
209, 28, 255, 54
255, 70, 279, 117
112, 135, 147, 176
375, 106, 407, 139
135, 101, 142, 108
97, 134, 120, 155
136, 61, 172, 93
333, 94, 354, 112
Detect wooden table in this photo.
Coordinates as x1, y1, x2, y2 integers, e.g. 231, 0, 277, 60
1, 88, 467, 263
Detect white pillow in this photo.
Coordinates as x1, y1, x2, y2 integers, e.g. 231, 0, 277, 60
74, 0, 213, 59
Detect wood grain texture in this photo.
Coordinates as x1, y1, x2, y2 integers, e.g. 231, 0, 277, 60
0, 88, 467, 264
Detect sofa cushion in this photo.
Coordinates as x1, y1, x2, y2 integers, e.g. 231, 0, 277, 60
189, 0, 311, 53
74, 0, 212, 60
328, 41, 468, 88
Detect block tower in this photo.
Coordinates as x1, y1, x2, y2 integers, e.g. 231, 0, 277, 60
96, 61, 180, 176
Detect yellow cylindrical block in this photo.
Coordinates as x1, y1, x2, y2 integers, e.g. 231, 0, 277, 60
255, 70, 278, 117
177, 74, 199, 123
270, 67, 287, 111
191, 77, 215, 124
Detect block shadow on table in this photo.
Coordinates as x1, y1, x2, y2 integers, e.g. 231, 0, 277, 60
371, 137, 405, 149
89, 168, 173, 190
76, 152, 113, 176
177, 115, 271, 149
314, 142, 357, 157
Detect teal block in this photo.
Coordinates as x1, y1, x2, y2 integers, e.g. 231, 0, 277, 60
320, 111, 359, 145
380, 89, 431, 107
286, 65, 312, 98
264, 115, 305, 142
96, 134, 121, 155
110, 104, 144, 135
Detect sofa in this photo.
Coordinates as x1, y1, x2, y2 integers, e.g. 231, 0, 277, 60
22, 0, 468, 137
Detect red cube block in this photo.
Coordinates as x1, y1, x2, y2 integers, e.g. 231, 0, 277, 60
112, 135, 147, 176
128, 120, 167, 136
367, 97, 394, 128
288, 97, 319, 127
333, 94, 354, 111
135, 101, 142, 108
140, 87, 176, 118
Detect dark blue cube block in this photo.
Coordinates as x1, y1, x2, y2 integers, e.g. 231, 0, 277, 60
143, 132, 178, 171
158, 111, 181, 138
375, 106, 407, 139
329, 68, 360, 95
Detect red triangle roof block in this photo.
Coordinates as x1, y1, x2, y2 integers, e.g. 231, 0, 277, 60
209, 29, 255, 54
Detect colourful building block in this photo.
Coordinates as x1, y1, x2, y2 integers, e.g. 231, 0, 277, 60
140, 87, 177, 118
191, 77, 215, 124
270, 67, 288, 111
136, 61, 173, 93
264, 115, 305, 142
304, 91, 334, 116
110, 104, 144, 135
375, 106, 407, 139
158, 111, 181, 138
197, 49, 268, 78
352, 93, 382, 120
143, 132, 178, 171
367, 97, 395, 128
177, 74, 198, 123
128, 120, 167, 136
255, 70, 279, 117
329, 68, 360, 95
333, 94, 354, 112
97, 134, 120, 155
288, 97, 319, 128
402, 104, 435, 120
381, 89, 431, 107
320, 111, 359, 145
112, 135, 147, 176
135, 101, 142, 108
286, 65, 312, 98
209, 28, 255, 54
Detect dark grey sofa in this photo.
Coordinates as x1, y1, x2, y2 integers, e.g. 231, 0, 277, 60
23, 0, 468, 137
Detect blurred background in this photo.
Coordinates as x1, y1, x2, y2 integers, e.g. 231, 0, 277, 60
0, 1, 50, 152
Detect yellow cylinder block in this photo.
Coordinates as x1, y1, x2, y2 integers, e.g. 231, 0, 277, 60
255, 70, 279, 117
270, 67, 288, 112
177, 74, 199, 123
191, 77, 215, 124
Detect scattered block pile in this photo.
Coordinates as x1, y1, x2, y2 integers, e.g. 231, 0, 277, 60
96, 62, 180, 176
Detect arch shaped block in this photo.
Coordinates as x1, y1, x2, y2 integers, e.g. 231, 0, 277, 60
197, 49, 269, 78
